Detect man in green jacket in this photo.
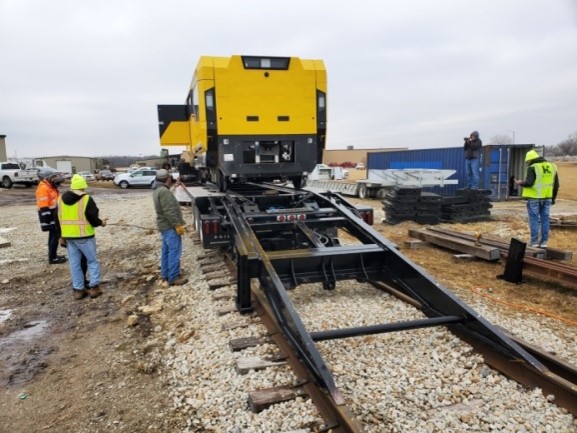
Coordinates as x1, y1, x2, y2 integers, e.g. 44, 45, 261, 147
514, 150, 560, 248
152, 169, 188, 286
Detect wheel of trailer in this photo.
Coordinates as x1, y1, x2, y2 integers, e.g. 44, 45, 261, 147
358, 183, 367, 199
2, 176, 13, 189
218, 170, 228, 192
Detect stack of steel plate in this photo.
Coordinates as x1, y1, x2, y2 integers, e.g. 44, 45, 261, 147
383, 187, 443, 225
440, 189, 492, 222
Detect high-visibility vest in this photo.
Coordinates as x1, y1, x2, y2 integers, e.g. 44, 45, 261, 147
58, 195, 95, 238
522, 161, 556, 199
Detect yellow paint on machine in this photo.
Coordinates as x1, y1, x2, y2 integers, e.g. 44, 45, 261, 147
159, 120, 190, 146
160, 54, 327, 156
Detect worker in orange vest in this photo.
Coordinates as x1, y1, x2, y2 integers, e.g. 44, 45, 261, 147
36, 168, 66, 264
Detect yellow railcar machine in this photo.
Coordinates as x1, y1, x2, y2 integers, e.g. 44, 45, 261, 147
157, 55, 327, 191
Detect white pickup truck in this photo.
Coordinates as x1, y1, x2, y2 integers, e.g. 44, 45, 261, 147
0, 161, 39, 188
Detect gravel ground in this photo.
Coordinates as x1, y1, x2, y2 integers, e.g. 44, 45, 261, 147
0, 187, 576, 432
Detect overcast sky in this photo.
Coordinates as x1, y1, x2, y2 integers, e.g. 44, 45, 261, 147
1, 0, 577, 158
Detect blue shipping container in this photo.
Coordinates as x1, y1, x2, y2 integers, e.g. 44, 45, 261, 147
367, 144, 535, 199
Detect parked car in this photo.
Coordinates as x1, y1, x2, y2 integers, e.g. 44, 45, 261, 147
96, 169, 115, 181
113, 168, 158, 189
78, 171, 96, 181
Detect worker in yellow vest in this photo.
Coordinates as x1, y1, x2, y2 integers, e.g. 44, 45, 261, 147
58, 174, 107, 300
514, 150, 560, 248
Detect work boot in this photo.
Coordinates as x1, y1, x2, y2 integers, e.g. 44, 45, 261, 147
73, 289, 87, 300
86, 286, 103, 298
49, 256, 67, 264
169, 276, 188, 286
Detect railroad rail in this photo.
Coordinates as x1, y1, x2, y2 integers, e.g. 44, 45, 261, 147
179, 182, 577, 429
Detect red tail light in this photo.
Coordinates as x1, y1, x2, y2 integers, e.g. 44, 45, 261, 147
360, 211, 374, 225
203, 221, 211, 235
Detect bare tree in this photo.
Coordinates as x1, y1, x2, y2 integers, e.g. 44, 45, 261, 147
488, 134, 513, 145
546, 132, 577, 157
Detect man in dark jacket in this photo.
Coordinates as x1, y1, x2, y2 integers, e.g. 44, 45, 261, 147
58, 174, 106, 299
464, 130, 482, 189
514, 150, 560, 248
36, 168, 67, 264
153, 169, 188, 286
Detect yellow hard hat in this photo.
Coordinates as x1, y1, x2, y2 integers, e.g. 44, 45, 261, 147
525, 149, 540, 162
71, 174, 88, 190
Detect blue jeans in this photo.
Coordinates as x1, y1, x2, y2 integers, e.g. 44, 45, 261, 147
66, 237, 101, 290
465, 158, 480, 189
160, 228, 182, 282
526, 199, 551, 245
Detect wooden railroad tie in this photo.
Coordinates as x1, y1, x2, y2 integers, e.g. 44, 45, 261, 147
248, 386, 307, 413
236, 356, 287, 375
217, 304, 239, 316
229, 335, 272, 351
0, 236, 11, 248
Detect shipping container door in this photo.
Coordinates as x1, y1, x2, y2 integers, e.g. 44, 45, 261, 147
483, 147, 509, 200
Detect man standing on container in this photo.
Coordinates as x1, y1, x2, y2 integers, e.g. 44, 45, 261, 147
464, 130, 482, 189
152, 169, 188, 286
514, 149, 559, 248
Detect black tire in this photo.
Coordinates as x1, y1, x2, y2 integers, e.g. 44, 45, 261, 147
358, 184, 367, 199
2, 176, 13, 189
119, 180, 129, 189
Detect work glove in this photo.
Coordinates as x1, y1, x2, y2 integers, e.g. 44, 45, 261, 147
100, 218, 108, 227
59, 238, 67, 248
175, 225, 186, 236
551, 199, 556, 206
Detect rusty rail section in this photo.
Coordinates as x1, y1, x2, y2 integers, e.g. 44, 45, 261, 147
413, 227, 576, 291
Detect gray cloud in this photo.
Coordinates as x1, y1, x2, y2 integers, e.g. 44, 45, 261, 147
1, 0, 576, 158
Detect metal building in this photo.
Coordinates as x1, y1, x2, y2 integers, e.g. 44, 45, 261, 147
367, 144, 537, 199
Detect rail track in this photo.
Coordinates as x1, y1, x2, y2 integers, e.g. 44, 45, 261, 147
180, 181, 577, 431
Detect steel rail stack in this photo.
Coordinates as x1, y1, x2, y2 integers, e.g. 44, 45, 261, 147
183, 182, 577, 426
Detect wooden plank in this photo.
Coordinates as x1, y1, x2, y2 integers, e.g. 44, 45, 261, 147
201, 264, 225, 272
204, 270, 229, 279
217, 305, 238, 316
404, 239, 426, 249
408, 229, 500, 261
236, 356, 287, 374
229, 336, 271, 351
0, 236, 11, 248
208, 279, 235, 290
212, 292, 234, 301
248, 386, 301, 413
221, 320, 251, 331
